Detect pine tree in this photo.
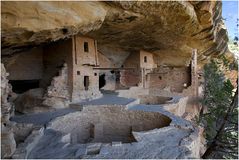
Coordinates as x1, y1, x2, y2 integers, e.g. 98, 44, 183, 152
200, 58, 238, 159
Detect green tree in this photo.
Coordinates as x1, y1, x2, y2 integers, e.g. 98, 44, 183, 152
200, 59, 238, 159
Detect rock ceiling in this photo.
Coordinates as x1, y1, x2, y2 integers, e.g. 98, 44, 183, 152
1, 1, 231, 66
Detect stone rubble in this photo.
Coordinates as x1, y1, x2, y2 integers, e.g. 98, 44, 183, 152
43, 63, 70, 108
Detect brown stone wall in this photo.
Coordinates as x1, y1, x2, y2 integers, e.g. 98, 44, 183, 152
3, 47, 43, 80
147, 67, 191, 93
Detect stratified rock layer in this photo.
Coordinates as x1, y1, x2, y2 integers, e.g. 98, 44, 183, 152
1, 1, 230, 66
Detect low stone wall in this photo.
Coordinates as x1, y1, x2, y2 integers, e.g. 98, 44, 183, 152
139, 95, 173, 104
116, 87, 149, 98
48, 106, 171, 143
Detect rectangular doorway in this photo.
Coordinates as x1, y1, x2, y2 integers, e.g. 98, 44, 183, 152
84, 76, 89, 90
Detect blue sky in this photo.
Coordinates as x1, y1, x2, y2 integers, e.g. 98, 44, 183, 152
222, 0, 238, 39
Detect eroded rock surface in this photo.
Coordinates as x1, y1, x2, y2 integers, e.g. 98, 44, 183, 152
1, 63, 16, 158
1, 1, 231, 66
14, 88, 47, 114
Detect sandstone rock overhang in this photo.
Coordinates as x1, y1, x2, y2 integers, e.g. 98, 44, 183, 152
1, 1, 229, 66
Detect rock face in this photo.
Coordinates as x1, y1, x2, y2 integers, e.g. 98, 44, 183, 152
14, 88, 50, 114
1, 1, 231, 66
1, 63, 16, 158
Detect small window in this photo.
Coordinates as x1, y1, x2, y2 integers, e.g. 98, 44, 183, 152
94, 73, 97, 76
159, 76, 162, 80
144, 56, 147, 63
77, 71, 80, 75
84, 42, 89, 52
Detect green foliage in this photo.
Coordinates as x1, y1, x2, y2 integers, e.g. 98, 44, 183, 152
200, 59, 238, 159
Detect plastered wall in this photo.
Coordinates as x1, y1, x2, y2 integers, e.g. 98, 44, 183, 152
71, 36, 101, 102
139, 50, 157, 69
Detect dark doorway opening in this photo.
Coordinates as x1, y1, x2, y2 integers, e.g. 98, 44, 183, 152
84, 42, 89, 52
188, 64, 192, 86
9, 80, 40, 94
84, 76, 89, 90
99, 74, 106, 89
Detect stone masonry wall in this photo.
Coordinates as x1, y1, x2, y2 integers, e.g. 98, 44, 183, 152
147, 67, 191, 93
48, 106, 171, 143
43, 63, 70, 108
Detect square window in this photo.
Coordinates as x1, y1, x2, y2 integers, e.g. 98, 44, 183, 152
94, 73, 97, 76
77, 71, 80, 75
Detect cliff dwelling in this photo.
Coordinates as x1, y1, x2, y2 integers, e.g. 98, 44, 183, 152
1, 1, 237, 159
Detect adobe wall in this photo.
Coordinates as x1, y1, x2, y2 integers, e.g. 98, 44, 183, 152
139, 50, 157, 69
147, 67, 191, 93
74, 36, 98, 66
3, 48, 43, 80
71, 66, 101, 102
71, 36, 101, 102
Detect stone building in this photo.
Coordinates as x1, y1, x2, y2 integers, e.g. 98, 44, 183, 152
70, 36, 102, 102
120, 50, 192, 93
121, 50, 157, 88
3, 36, 102, 108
